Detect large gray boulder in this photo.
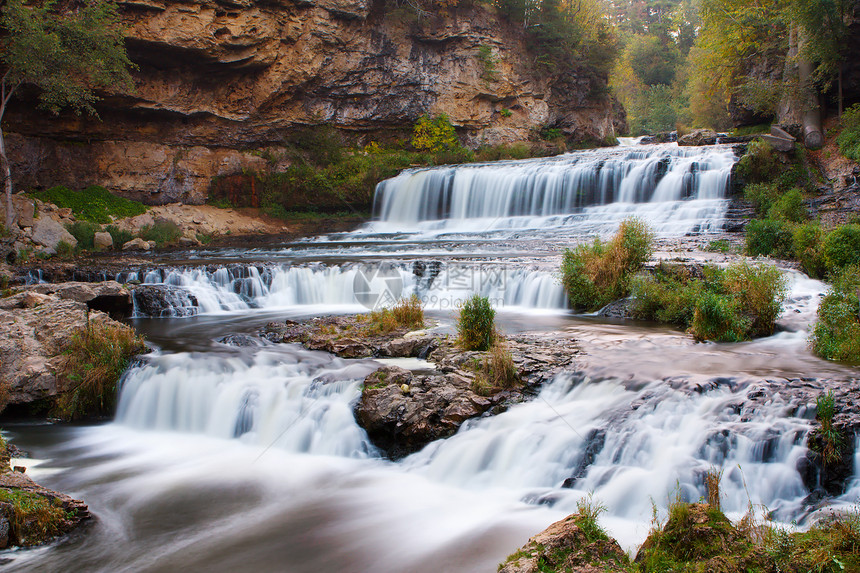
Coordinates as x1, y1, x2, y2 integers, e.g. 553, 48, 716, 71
30, 217, 77, 250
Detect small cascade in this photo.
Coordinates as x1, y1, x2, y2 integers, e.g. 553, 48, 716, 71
116, 349, 380, 458
125, 262, 568, 317
370, 143, 737, 235
406, 373, 812, 521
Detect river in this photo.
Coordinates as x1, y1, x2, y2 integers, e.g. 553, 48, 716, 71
3, 141, 858, 572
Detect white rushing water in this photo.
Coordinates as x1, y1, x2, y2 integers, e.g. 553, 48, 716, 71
125, 262, 568, 317
369, 143, 737, 236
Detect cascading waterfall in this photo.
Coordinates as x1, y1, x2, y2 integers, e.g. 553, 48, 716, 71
125, 262, 568, 317
116, 349, 380, 458
369, 143, 737, 235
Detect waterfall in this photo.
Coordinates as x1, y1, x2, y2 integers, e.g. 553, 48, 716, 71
115, 349, 380, 458
125, 262, 568, 317
369, 143, 737, 235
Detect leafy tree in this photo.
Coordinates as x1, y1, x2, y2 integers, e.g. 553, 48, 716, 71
628, 34, 680, 86
412, 114, 460, 152
0, 0, 135, 228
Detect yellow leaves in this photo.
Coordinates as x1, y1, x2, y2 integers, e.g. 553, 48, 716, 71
411, 114, 460, 153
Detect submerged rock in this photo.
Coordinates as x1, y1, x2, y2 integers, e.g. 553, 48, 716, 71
131, 284, 199, 317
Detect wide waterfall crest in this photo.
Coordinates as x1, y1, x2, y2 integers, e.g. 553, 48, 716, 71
370, 143, 737, 235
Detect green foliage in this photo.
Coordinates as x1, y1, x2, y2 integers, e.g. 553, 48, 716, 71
562, 218, 653, 312
105, 225, 133, 248
811, 265, 860, 362
284, 125, 344, 168
0, 0, 136, 116
66, 220, 101, 251
457, 294, 496, 351
705, 238, 732, 253
743, 183, 780, 218
0, 488, 67, 546
54, 240, 75, 259
573, 495, 609, 543
767, 188, 807, 223
358, 295, 424, 336
30, 186, 147, 224
837, 104, 860, 162
745, 219, 793, 258
792, 222, 826, 278
736, 140, 782, 185
822, 224, 860, 273
139, 220, 182, 247
762, 511, 860, 573
629, 84, 679, 135
634, 262, 787, 341
628, 34, 681, 86
56, 321, 146, 421
412, 114, 461, 153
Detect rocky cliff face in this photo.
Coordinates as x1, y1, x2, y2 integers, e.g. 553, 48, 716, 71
5, 0, 624, 205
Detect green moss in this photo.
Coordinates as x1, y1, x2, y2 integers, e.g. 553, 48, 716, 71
0, 488, 67, 546
836, 103, 860, 162
29, 185, 147, 224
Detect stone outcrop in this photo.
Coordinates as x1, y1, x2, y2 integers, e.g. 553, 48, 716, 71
0, 440, 90, 549
499, 513, 630, 573
0, 281, 135, 406
677, 129, 717, 147
264, 315, 580, 457
4, 0, 624, 205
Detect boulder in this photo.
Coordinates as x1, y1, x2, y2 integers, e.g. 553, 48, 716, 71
122, 237, 152, 251
93, 231, 113, 250
499, 513, 630, 573
30, 217, 77, 250
131, 284, 199, 317
23, 280, 132, 318
678, 129, 718, 146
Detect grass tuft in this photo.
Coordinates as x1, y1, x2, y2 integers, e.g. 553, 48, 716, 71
56, 321, 146, 420
457, 294, 496, 351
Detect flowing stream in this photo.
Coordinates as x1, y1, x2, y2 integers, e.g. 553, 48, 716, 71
4, 142, 859, 572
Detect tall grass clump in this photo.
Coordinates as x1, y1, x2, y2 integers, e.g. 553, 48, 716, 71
811, 265, 860, 362
65, 220, 101, 251
0, 489, 67, 546
361, 294, 425, 335
105, 225, 133, 248
792, 222, 826, 278
139, 220, 182, 247
561, 218, 653, 311
56, 321, 146, 420
471, 341, 519, 396
457, 294, 496, 351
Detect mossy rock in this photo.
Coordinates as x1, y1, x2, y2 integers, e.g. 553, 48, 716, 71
635, 503, 768, 573
499, 513, 630, 573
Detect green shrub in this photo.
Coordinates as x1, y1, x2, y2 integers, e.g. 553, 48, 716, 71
66, 220, 101, 250
31, 185, 147, 224
736, 139, 782, 184
822, 224, 860, 273
55, 240, 75, 259
811, 265, 860, 362
457, 294, 496, 351
767, 188, 807, 222
792, 222, 825, 278
745, 218, 793, 258
139, 220, 182, 247
690, 291, 751, 342
56, 321, 146, 420
836, 103, 860, 161
723, 261, 787, 336
471, 341, 520, 395
744, 182, 781, 217
412, 114, 460, 153
634, 262, 786, 341
561, 218, 653, 311
105, 225, 133, 248
705, 238, 732, 253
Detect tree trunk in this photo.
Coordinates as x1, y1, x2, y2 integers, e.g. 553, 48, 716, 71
0, 128, 14, 230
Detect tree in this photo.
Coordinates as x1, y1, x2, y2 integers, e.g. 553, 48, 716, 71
0, 0, 135, 228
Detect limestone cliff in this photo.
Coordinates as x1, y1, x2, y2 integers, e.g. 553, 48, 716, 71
4, 0, 624, 205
